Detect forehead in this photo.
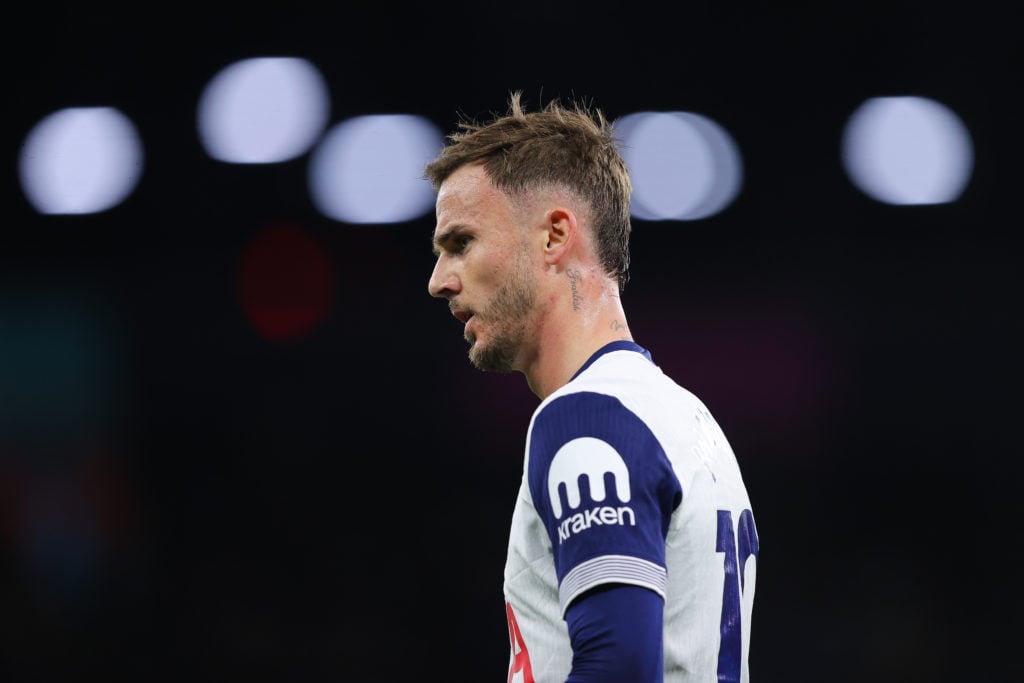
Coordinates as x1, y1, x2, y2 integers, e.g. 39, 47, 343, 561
434, 164, 513, 231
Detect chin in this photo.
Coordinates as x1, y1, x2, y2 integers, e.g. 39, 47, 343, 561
469, 342, 517, 374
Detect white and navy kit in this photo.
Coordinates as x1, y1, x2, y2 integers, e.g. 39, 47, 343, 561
504, 341, 759, 683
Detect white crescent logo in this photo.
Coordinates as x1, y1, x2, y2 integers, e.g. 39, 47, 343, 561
547, 437, 631, 519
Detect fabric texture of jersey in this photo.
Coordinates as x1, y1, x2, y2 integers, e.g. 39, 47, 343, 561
503, 341, 758, 683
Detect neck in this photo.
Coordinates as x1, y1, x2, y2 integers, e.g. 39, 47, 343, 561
521, 267, 633, 400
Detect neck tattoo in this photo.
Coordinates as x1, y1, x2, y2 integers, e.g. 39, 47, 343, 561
567, 268, 583, 311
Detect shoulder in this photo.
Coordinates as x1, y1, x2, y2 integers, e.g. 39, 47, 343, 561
538, 348, 701, 425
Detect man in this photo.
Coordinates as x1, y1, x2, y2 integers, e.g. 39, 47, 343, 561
426, 92, 759, 683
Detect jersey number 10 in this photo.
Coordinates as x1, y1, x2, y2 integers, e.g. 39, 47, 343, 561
717, 508, 759, 683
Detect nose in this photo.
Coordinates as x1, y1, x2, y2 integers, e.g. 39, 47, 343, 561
428, 257, 460, 299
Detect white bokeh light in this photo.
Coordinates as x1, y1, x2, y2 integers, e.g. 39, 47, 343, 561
197, 57, 330, 164
616, 111, 743, 221
19, 107, 144, 215
308, 114, 443, 224
841, 96, 974, 205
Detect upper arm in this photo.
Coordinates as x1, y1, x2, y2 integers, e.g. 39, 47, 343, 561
526, 392, 683, 614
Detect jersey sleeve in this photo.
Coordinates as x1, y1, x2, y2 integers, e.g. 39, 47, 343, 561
527, 391, 683, 615
564, 584, 664, 682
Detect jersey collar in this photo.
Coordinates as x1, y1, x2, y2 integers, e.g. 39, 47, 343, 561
570, 340, 652, 382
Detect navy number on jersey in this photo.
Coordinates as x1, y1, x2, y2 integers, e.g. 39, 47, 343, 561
717, 508, 758, 683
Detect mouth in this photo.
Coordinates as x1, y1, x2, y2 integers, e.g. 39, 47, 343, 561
450, 306, 473, 325
450, 306, 477, 343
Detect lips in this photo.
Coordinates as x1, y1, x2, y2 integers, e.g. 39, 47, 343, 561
450, 306, 473, 325
449, 307, 476, 341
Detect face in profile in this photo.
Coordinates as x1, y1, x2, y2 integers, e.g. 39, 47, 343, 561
429, 164, 540, 373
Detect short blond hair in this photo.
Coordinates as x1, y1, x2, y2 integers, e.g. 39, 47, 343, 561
425, 91, 633, 291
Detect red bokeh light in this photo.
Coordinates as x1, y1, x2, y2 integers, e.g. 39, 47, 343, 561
238, 221, 335, 341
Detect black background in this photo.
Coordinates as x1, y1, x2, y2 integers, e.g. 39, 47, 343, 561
2, 2, 1021, 681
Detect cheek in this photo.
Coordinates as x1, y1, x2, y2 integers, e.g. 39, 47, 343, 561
471, 252, 508, 287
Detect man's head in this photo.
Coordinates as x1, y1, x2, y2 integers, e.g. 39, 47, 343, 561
425, 91, 633, 292
427, 93, 634, 380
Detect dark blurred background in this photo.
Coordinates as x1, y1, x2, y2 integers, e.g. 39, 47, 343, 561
2, 2, 1021, 681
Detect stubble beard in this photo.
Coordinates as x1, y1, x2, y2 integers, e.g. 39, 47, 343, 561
466, 253, 537, 373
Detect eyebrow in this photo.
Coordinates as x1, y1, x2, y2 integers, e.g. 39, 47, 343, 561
431, 224, 464, 256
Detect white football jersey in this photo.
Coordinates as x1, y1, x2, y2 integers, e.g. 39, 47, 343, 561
504, 341, 758, 683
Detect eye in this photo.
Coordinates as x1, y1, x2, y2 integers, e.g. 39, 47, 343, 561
454, 234, 472, 252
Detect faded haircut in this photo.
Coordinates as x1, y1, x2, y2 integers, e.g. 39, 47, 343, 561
424, 91, 633, 291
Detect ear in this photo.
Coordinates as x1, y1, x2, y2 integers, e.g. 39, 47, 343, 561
542, 207, 578, 267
